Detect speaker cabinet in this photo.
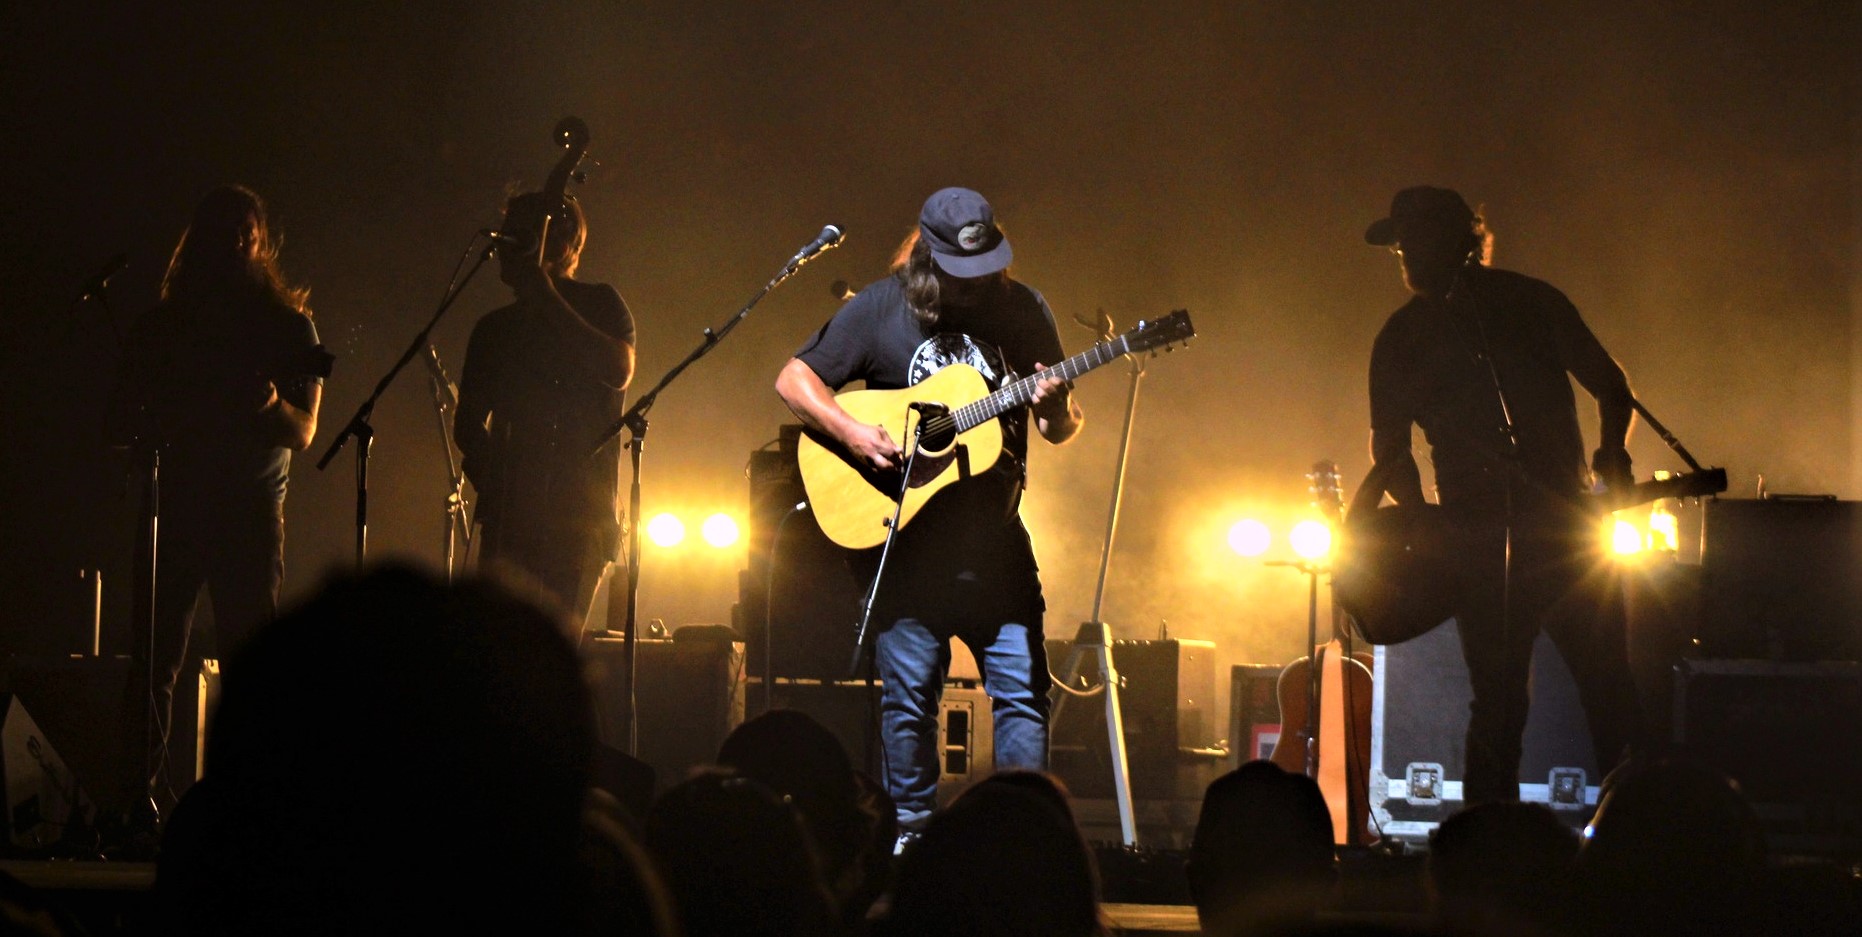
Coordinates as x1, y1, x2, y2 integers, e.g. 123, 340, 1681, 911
1700, 499, 1862, 660
1675, 659, 1862, 856
1046, 638, 1223, 800
738, 427, 866, 681
1228, 663, 1286, 766
585, 636, 745, 791
750, 680, 993, 805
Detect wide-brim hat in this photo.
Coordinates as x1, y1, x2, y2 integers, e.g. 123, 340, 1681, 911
1365, 186, 1475, 246
919, 187, 1013, 277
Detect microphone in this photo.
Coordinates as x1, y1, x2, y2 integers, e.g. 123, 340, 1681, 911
829, 279, 855, 301
79, 253, 129, 300
480, 228, 533, 252
424, 344, 458, 409
786, 225, 844, 269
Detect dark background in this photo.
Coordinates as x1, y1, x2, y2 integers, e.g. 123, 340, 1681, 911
2, 2, 1856, 719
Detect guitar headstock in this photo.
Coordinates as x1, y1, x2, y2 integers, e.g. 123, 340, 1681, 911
1307, 459, 1346, 526
1123, 309, 1196, 355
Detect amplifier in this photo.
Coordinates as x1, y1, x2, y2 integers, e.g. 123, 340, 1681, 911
1046, 637, 1223, 800
738, 427, 866, 681
584, 635, 745, 791
0, 654, 217, 812
750, 679, 993, 805
1228, 663, 1286, 766
1699, 498, 1862, 660
1674, 659, 1862, 856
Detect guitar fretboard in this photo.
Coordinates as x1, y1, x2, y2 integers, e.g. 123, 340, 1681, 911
945, 333, 1133, 433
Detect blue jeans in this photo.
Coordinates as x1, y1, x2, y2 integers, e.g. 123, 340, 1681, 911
875, 613, 1050, 831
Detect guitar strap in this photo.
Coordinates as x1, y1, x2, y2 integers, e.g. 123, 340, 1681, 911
1317, 637, 1350, 845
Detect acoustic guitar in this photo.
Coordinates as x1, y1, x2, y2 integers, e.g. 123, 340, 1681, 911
1333, 467, 1728, 645
1270, 460, 1373, 846
797, 309, 1194, 549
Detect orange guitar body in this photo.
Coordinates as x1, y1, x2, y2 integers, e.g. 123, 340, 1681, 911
1270, 647, 1374, 844
1269, 461, 1376, 846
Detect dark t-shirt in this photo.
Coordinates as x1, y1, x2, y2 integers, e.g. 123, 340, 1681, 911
455, 279, 635, 542
118, 290, 323, 504
794, 275, 1063, 602
1368, 266, 1629, 514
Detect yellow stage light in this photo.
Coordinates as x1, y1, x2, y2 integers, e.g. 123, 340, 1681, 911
647, 512, 686, 548
1228, 519, 1271, 557
1289, 519, 1333, 561
1610, 517, 1644, 556
1648, 504, 1679, 554
701, 513, 740, 548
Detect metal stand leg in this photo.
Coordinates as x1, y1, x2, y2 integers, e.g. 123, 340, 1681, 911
1053, 620, 1138, 846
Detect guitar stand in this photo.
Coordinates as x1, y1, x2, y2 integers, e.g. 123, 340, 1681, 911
1048, 314, 1145, 847
1049, 623, 1140, 845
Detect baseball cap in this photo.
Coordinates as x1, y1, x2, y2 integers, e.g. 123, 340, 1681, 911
1365, 186, 1475, 246
919, 187, 1013, 277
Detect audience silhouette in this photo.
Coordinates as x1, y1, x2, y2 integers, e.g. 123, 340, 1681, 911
9, 566, 1854, 937
643, 770, 841, 937
883, 772, 1105, 937
1428, 801, 1578, 936
716, 708, 891, 927
1188, 760, 1336, 935
1578, 756, 1770, 937
149, 565, 645, 935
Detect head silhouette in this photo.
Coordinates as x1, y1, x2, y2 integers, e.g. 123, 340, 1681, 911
643, 771, 838, 937
1188, 760, 1336, 932
155, 566, 596, 934
887, 775, 1103, 937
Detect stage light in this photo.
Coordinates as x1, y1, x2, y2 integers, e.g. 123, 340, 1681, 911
1289, 519, 1333, 561
647, 512, 686, 548
701, 513, 740, 548
1228, 518, 1271, 557
1648, 504, 1678, 554
1610, 517, 1644, 556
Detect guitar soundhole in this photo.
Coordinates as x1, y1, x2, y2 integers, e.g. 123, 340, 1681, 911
914, 419, 957, 457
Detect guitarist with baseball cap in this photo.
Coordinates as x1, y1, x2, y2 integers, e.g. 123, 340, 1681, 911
1346, 186, 1645, 805
775, 187, 1082, 843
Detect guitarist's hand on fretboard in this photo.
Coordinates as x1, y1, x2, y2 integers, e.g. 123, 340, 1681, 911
1030, 362, 1081, 443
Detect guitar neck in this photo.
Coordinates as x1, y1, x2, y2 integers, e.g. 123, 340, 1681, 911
951, 335, 1131, 432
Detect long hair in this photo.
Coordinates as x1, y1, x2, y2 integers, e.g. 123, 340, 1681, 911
160, 185, 309, 312
890, 230, 941, 327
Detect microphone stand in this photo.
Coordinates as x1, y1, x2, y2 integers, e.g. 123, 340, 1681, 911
317, 243, 496, 567
79, 265, 168, 810
588, 233, 839, 755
